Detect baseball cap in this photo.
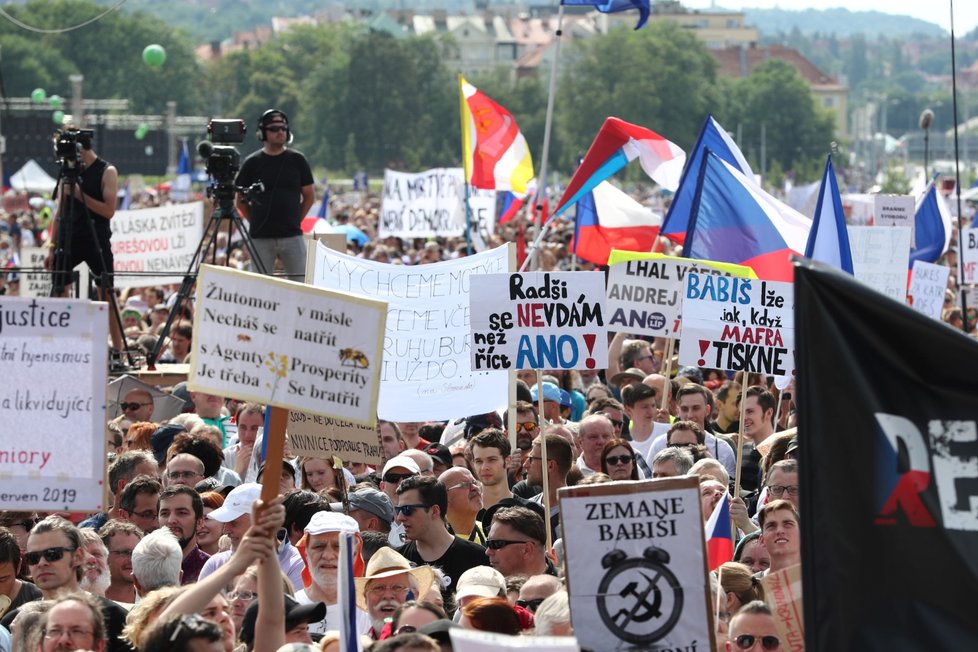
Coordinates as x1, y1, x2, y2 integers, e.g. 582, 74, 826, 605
455, 565, 506, 601
382, 455, 420, 478
424, 443, 452, 469
207, 483, 261, 522
330, 487, 394, 523
304, 510, 360, 536
240, 594, 326, 646
530, 382, 562, 404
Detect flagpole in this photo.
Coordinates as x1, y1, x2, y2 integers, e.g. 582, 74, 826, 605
529, 3, 566, 271
950, 0, 970, 333
458, 73, 473, 256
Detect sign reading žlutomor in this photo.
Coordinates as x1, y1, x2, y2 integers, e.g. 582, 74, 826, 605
190, 265, 386, 424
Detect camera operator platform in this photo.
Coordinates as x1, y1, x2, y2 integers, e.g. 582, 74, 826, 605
46, 127, 126, 357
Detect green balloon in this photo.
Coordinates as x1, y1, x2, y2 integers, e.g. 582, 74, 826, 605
49, 95, 63, 109
52, 110, 65, 125
135, 122, 149, 140
142, 44, 166, 68
31, 88, 46, 103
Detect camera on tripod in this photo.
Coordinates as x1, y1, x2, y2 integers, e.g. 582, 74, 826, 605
198, 118, 263, 208
53, 127, 94, 175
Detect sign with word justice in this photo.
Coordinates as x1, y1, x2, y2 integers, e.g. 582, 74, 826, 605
110, 202, 204, 288
560, 478, 713, 651
0, 297, 109, 511
190, 265, 386, 424
679, 273, 795, 376
378, 168, 495, 240
606, 250, 756, 337
470, 271, 607, 371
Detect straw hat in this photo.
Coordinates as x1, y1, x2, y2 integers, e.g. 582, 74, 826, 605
353, 547, 435, 610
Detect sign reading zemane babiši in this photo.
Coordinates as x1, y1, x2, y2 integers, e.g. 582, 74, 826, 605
288, 410, 384, 466
311, 243, 509, 421
379, 167, 496, 240
190, 265, 386, 425
606, 250, 757, 337
469, 271, 608, 371
0, 297, 108, 511
679, 272, 795, 376
560, 478, 713, 651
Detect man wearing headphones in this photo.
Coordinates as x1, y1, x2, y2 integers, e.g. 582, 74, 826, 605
234, 109, 315, 281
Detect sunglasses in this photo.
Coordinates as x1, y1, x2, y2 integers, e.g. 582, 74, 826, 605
485, 539, 530, 550
383, 473, 414, 484
394, 503, 429, 517
120, 402, 152, 411
25, 546, 75, 566
733, 634, 781, 650
515, 422, 539, 433
264, 125, 287, 133
515, 597, 545, 612
606, 454, 633, 466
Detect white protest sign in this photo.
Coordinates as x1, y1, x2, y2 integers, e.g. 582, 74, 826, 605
311, 243, 509, 421
961, 228, 978, 284
190, 265, 386, 424
679, 273, 794, 376
449, 629, 579, 651
848, 226, 912, 302
908, 261, 950, 321
288, 411, 384, 466
110, 202, 205, 288
470, 271, 608, 371
0, 297, 108, 511
560, 478, 713, 651
606, 251, 756, 337
379, 168, 496, 241
20, 247, 52, 298
874, 194, 916, 244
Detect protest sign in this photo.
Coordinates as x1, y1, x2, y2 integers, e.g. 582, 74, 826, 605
679, 273, 794, 376
606, 250, 756, 337
311, 242, 509, 420
908, 261, 950, 321
848, 225, 911, 301
0, 297, 108, 511
287, 411, 384, 466
961, 228, 978, 284
470, 271, 608, 371
19, 250, 90, 299
560, 478, 713, 651
873, 194, 916, 244
110, 202, 205, 288
761, 564, 804, 652
449, 629, 579, 651
190, 265, 386, 425
379, 168, 495, 241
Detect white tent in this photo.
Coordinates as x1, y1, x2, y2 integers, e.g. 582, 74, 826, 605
9, 159, 57, 194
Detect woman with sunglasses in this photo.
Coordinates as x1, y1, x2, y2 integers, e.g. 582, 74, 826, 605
599, 439, 639, 481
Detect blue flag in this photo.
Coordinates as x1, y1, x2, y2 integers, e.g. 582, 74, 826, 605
561, 0, 650, 29
805, 156, 854, 274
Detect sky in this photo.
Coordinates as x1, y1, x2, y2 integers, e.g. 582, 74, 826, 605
682, 2, 978, 34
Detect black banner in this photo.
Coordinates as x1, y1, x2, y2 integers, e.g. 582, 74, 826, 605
795, 259, 978, 650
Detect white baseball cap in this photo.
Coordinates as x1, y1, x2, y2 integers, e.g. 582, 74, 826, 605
304, 511, 360, 536
207, 483, 262, 523
381, 455, 421, 479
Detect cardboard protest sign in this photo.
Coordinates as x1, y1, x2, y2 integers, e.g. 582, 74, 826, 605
287, 410, 384, 466
470, 271, 607, 371
848, 225, 911, 301
190, 265, 386, 425
761, 564, 804, 652
873, 194, 916, 244
110, 202, 205, 288
606, 250, 756, 337
961, 228, 978, 284
908, 261, 950, 321
679, 273, 794, 376
560, 478, 713, 651
311, 243, 509, 420
0, 297, 108, 511
379, 168, 495, 240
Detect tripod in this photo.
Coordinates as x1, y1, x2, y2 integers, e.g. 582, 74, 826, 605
147, 182, 267, 369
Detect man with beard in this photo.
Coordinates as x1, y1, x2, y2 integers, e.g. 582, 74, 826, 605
99, 520, 143, 604
158, 485, 209, 584
78, 529, 111, 597
354, 547, 434, 640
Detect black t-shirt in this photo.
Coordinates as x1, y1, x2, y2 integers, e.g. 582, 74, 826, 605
398, 537, 489, 598
235, 149, 313, 238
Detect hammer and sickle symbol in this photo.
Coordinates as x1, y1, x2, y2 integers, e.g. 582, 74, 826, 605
612, 572, 663, 627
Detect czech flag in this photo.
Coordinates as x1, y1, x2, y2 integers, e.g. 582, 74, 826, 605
561, 0, 651, 30
553, 117, 685, 218
685, 150, 811, 282
705, 492, 734, 571
338, 532, 363, 652
573, 180, 661, 265
459, 75, 534, 195
804, 155, 854, 274
660, 115, 753, 245
910, 181, 952, 266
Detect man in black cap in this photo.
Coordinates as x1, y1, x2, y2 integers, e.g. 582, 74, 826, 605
240, 594, 326, 648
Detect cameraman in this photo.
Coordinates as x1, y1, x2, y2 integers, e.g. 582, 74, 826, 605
234, 109, 314, 281
46, 129, 124, 352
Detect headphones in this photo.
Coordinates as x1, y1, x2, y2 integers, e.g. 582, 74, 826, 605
257, 109, 293, 143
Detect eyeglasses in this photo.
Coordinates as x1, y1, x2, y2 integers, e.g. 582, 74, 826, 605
366, 583, 409, 596
515, 422, 539, 433
605, 454, 633, 466
25, 546, 75, 566
130, 509, 159, 521
516, 598, 545, 612
383, 472, 415, 484
228, 590, 258, 602
606, 418, 623, 428
394, 503, 430, 517
265, 125, 287, 133
485, 539, 531, 550
767, 485, 799, 497
733, 634, 781, 650
44, 627, 94, 641
447, 481, 480, 492
166, 470, 203, 480
109, 549, 134, 558
120, 402, 152, 411
168, 614, 215, 644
